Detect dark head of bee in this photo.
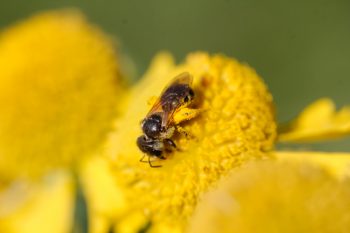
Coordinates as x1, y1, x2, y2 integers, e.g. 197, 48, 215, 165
142, 114, 163, 139
137, 135, 162, 157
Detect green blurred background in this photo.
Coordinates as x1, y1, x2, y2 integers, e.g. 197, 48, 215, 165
1, 0, 349, 151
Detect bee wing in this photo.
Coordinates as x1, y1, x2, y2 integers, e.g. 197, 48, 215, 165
146, 97, 178, 128
160, 72, 193, 96
162, 108, 179, 128
146, 72, 193, 126
161, 72, 193, 126
146, 97, 164, 117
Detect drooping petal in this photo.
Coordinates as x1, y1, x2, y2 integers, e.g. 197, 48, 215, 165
0, 172, 74, 233
79, 156, 129, 233
0, 10, 125, 181
278, 98, 350, 143
104, 52, 276, 231
188, 159, 350, 233
275, 151, 350, 179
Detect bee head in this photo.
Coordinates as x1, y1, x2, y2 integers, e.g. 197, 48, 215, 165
142, 114, 163, 139
136, 135, 163, 157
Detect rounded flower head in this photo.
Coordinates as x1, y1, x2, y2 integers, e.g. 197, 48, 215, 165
106, 52, 276, 230
0, 10, 124, 181
188, 160, 350, 233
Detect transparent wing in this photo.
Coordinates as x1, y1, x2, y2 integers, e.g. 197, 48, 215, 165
146, 97, 163, 117
159, 72, 193, 97
146, 72, 193, 127
145, 95, 177, 128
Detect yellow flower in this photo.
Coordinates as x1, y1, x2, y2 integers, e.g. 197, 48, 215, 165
1, 8, 350, 233
187, 157, 350, 233
0, 9, 125, 233
0, 9, 124, 181
94, 51, 276, 231
83, 52, 350, 232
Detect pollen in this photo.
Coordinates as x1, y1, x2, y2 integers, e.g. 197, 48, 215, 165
0, 10, 124, 181
106, 52, 276, 231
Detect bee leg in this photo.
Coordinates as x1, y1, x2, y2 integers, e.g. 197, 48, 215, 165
140, 155, 162, 166
164, 138, 177, 148
148, 155, 162, 168
139, 154, 147, 162
175, 125, 195, 139
173, 108, 202, 125
164, 139, 177, 153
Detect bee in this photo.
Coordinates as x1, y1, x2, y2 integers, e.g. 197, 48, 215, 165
137, 72, 199, 167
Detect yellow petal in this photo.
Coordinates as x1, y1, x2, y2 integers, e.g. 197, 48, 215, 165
0, 10, 124, 181
105, 52, 276, 231
79, 156, 128, 233
278, 98, 350, 142
0, 172, 74, 233
188, 160, 350, 233
275, 151, 350, 179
